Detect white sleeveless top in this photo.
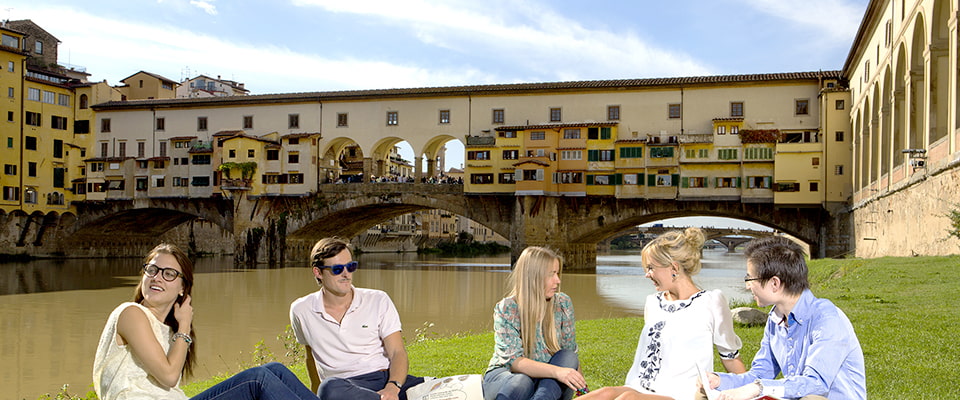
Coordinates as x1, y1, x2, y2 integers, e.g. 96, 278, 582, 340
92, 302, 188, 400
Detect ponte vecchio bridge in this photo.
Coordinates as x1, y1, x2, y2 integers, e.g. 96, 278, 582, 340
58, 182, 846, 271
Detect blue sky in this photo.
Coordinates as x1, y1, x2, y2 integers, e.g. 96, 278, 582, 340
7, 0, 868, 229
7, 0, 868, 93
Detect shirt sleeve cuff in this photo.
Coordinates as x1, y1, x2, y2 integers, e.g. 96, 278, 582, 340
758, 379, 785, 398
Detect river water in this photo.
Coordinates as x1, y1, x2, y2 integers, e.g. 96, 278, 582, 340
0, 249, 749, 399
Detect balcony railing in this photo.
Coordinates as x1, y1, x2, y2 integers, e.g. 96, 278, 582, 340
679, 134, 714, 144
220, 178, 252, 190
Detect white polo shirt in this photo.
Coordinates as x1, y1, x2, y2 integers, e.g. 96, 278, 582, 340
289, 287, 402, 380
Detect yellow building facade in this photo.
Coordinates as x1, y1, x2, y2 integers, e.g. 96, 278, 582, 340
0, 27, 27, 213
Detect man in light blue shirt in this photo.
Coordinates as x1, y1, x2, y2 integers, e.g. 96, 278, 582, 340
708, 237, 866, 400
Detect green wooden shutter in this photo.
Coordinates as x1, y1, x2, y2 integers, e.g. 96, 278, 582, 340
601, 127, 611, 139
647, 174, 655, 186
672, 174, 679, 186
681, 177, 689, 188
615, 173, 623, 185
735, 177, 741, 188
587, 175, 594, 185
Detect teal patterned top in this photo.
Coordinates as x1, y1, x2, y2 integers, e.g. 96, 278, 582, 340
486, 292, 578, 373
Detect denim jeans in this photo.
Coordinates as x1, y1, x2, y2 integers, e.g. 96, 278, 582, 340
317, 369, 425, 400
482, 349, 579, 400
191, 362, 317, 400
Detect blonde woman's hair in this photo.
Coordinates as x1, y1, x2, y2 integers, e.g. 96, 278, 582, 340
641, 227, 706, 276
506, 246, 563, 357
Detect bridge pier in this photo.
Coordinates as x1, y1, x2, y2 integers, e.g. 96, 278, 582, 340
510, 196, 598, 272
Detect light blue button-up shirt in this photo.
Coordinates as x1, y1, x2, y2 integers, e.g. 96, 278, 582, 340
716, 290, 866, 400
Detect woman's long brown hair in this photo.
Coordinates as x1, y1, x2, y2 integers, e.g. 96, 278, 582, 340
133, 243, 197, 378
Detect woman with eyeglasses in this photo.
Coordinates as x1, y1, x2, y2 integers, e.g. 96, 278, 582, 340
92, 243, 317, 400
577, 228, 745, 400
482, 246, 586, 400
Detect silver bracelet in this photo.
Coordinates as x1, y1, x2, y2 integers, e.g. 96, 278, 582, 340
754, 379, 764, 396
172, 332, 193, 345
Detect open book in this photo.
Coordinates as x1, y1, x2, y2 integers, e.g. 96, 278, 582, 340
696, 364, 783, 400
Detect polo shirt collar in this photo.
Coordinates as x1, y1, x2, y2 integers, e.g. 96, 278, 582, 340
311, 286, 360, 314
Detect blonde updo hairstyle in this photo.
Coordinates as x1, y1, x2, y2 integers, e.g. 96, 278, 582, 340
641, 227, 706, 276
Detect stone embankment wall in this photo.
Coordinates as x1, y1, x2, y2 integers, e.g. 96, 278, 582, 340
0, 217, 233, 258
853, 164, 960, 258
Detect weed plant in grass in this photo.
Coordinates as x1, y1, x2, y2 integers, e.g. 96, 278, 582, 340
41, 256, 960, 399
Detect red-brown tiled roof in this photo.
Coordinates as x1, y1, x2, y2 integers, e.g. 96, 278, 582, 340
512, 159, 551, 167
92, 71, 842, 110
496, 122, 618, 131
281, 132, 322, 139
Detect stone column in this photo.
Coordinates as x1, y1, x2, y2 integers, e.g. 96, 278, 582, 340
414, 155, 423, 183
426, 158, 436, 178
362, 157, 374, 181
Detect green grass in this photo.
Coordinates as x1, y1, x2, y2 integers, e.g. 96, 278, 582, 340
43, 255, 960, 399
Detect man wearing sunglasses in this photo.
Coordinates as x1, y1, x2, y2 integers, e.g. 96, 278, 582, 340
289, 237, 424, 400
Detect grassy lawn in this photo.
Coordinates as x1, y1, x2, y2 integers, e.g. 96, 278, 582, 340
49, 255, 960, 399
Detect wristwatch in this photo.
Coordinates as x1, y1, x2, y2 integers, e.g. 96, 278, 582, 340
388, 380, 402, 390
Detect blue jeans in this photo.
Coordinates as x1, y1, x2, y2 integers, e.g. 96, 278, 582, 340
482, 349, 579, 400
318, 369, 425, 400
191, 362, 317, 400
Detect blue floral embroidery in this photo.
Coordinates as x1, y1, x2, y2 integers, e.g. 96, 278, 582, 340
637, 321, 665, 391
658, 290, 706, 312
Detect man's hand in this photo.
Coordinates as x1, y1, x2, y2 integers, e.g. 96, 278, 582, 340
377, 381, 401, 400
717, 382, 761, 400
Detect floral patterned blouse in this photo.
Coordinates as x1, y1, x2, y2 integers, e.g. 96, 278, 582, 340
486, 292, 578, 373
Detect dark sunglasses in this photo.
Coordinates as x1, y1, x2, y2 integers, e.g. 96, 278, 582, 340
319, 261, 358, 275
143, 263, 184, 282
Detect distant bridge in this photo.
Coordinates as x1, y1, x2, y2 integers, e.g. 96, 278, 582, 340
32, 183, 847, 271
605, 226, 775, 252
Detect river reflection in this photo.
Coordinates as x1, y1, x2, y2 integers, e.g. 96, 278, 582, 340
0, 249, 748, 399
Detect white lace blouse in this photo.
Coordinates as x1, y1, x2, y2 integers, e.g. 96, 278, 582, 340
624, 290, 742, 400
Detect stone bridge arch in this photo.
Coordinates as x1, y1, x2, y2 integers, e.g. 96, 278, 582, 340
238, 184, 515, 265
510, 196, 837, 270
57, 198, 235, 257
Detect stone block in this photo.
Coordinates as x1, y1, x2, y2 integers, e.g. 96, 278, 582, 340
731, 307, 767, 326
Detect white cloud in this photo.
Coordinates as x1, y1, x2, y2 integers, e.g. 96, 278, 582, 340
739, 0, 865, 42
189, 0, 218, 15
292, 0, 713, 79
17, 4, 502, 93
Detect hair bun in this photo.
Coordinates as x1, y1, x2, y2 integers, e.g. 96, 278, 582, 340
683, 227, 706, 250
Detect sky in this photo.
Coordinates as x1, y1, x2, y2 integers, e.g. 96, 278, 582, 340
5, 0, 868, 229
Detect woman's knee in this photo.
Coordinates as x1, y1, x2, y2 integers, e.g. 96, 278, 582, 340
550, 349, 579, 370
261, 362, 291, 377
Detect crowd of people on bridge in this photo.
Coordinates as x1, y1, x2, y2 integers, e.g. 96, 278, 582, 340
328, 173, 463, 184
92, 229, 865, 400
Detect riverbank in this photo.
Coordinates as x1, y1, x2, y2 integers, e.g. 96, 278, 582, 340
39, 255, 960, 399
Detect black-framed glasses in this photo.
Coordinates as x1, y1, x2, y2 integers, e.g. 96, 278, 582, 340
320, 261, 358, 275
143, 263, 184, 282
743, 274, 762, 283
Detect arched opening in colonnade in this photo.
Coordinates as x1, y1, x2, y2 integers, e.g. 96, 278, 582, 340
909, 16, 927, 151
929, 0, 950, 144
419, 135, 464, 181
